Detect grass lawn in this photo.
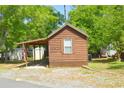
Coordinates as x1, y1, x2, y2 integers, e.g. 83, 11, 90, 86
80, 58, 124, 87
89, 61, 124, 70
0, 61, 23, 72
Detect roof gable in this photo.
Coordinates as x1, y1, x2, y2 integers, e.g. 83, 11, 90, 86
47, 23, 88, 39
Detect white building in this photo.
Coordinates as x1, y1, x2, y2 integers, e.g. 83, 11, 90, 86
9, 48, 23, 61
33, 47, 45, 60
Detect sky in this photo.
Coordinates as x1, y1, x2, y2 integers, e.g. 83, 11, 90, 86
53, 5, 72, 19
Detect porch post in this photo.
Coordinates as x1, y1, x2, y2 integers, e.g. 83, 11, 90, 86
22, 44, 28, 67
39, 45, 41, 60
33, 45, 35, 62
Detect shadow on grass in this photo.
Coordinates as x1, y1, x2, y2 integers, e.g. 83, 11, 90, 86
92, 58, 116, 63
0, 58, 49, 68
91, 58, 124, 69
16, 58, 49, 67
28, 58, 48, 67
107, 62, 124, 69
0, 60, 23, 64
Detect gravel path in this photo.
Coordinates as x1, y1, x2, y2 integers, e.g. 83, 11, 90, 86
0, 66, 123, 88
0, 67, 94, 88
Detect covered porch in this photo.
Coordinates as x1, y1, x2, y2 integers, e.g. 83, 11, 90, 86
17, 38, 49, 67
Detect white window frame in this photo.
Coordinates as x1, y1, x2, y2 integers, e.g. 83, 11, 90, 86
64, 38, 72, 54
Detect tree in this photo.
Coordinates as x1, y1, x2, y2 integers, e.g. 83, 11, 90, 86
0, 5, 64, 61
112, 31, 124, 61
69, 6, 124, 60
111, 6, 124, 61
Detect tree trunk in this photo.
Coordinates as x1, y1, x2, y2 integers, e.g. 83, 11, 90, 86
4, 47, 9, 61
1, 52, 5, 62
64, 5, 66, 20
117, 52, 121, 62
4, 51, 8, 61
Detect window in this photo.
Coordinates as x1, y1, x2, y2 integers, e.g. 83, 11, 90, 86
64, 38, 72, 54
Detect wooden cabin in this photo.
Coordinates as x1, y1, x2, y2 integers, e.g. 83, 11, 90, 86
17, 23, 88, 67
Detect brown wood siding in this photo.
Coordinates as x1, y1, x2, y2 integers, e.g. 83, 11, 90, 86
48, 26, 88, 67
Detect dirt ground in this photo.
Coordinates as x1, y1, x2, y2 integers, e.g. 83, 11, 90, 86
0, 65, 124, 88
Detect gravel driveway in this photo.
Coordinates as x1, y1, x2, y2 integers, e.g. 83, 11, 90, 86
0, 67, 93, 88
0, 66, 123, 88
0, 78, 47, 88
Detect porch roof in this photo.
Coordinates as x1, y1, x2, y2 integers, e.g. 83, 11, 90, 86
17, 38, 48, 46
